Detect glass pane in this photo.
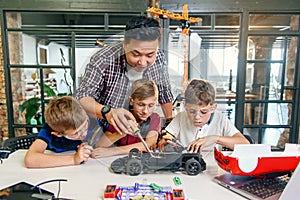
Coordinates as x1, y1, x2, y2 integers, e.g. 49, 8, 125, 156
243, 127, 285, 146
249, 14, 298, 31
12, 68, 41, 125
8, 31, 71, 65
244, 103, 254, 125
285, 37, 298, 87
168, 32, 239, 97
262, 128, 284, 146
12, 67, 72, 125
46, 43, 71, 66
243, 128, 259, 144
215, 103, 235, 123
192, 14, 211, 30
248, 102, 290, 125
248, 36, 278, 60
246, 63, 289, 101
109, 14, 134, 28
50, 68, 73, 95
277, 128, 292, 149
246, 36, 290, 99
206, 41, 239, 92
215, 14, 240, 30
168, 31, 185, 97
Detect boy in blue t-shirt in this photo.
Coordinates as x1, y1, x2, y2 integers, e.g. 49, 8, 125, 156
24, 96, 93, 168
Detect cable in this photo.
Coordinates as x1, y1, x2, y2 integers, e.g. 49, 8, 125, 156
31, 179, 67, 199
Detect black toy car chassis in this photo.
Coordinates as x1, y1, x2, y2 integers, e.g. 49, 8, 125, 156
110, 147, 206, 176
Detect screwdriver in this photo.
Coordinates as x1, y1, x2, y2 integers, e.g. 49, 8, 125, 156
162, 130, 186, 149
133, 127, 152, 153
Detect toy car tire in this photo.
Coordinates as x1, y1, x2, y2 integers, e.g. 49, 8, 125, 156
110, 158, 124, 173
126, 159, 142, 176
185, 158, 202, 176
129, 148, 141, 158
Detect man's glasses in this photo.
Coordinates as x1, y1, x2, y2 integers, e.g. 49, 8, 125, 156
185, 105, 215, 117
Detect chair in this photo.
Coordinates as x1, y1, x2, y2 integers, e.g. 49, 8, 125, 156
0, 134, 37, 153
243, 134, 255, 144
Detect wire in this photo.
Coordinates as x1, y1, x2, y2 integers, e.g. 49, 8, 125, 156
57, 181, 61, 198
31, 179, 67, 199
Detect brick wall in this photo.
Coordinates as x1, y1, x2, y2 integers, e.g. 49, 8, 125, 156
7, 13, 25, 137
0, 19, 8, 142
0, 12, 25, 143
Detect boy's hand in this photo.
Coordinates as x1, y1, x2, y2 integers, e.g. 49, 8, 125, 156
90, 147, 118, 158
74, 142, 93, 165
188, 136, 219, 153
157, 138, 167, 150
157, 134, 178, 150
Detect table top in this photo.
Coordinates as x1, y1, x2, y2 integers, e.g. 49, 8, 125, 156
0, 150, 245, 200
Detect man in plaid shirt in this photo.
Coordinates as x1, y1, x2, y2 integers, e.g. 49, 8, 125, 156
76, 16, 173, 135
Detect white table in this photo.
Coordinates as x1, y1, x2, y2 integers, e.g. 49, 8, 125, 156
0, 150, 245, 200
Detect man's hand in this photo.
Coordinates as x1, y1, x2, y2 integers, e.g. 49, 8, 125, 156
74, 142, 93, 165
106, 108, 138, 135
188, 136, 219, 153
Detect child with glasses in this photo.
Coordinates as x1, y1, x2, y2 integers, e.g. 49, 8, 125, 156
91, 79, 161, 158
158, 78, 249, 152
24, 96, 93, 168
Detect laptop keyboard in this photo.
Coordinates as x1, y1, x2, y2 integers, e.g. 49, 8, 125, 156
238, 174, 290, 199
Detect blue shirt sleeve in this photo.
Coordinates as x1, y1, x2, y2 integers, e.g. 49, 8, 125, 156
38, 123, 82, 153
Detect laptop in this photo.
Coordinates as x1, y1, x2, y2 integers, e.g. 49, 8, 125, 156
213, 162, 300, 200
0, 181, 54, 200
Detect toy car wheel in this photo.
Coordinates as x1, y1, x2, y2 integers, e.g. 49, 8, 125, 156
185, 158, 201, 175
126, 159, 142, 176
110, 158, 124, 174
129, 148, 141, 158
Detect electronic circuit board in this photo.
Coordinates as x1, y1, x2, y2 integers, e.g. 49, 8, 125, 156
103, 183, 184, 200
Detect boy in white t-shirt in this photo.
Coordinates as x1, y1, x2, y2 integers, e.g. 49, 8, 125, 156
158, 78, 249, 152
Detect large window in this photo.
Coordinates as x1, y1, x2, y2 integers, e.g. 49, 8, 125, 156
2, 9, 300, 147
165, 12, 300, 146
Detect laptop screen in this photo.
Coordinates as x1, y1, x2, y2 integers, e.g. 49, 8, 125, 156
279, 162, 300, 200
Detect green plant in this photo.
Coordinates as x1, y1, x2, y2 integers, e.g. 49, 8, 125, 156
19, 84, 57, 124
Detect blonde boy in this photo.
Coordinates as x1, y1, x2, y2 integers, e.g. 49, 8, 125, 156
92, 79, 161, 158
158, 78, 249, 152
24, 96, 93, 168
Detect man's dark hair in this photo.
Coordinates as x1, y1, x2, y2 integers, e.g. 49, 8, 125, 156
124, 16, 161, 44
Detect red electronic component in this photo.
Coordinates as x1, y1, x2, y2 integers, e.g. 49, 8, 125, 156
103, 185, 117, 199
172, 189, 185, 200
214, 143, 300, 176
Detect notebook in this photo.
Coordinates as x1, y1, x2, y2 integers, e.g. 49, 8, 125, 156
213, 162, 300, 200
0, 181, 54, 200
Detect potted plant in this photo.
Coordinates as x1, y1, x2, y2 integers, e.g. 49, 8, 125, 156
19, 84, 57, 125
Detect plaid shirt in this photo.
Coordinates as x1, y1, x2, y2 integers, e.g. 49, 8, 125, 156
76, 42, 173, 108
